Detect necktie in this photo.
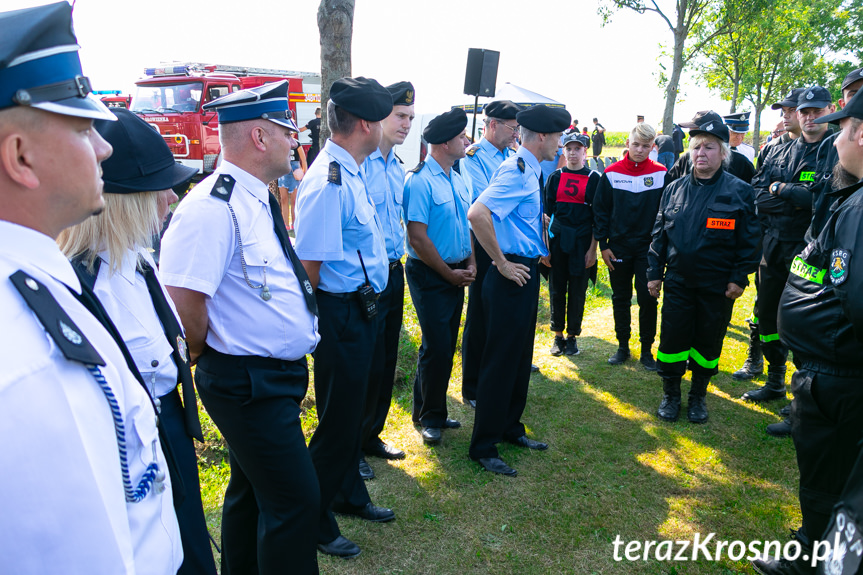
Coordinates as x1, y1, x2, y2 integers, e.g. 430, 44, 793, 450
539, 172, 549, 251
268, 193, 318, 315
140, 260, 204, 442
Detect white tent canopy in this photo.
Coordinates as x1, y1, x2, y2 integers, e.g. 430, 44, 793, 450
454, 82, 566, 113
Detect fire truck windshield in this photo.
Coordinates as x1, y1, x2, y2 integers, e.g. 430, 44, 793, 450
131, 82, 203, 113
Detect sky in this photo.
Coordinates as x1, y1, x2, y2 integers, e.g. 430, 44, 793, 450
7, 0, 785, 135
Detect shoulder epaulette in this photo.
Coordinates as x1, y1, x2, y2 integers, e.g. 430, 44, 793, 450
517, 157, 526, 173
409, 161, 425, 174
465, 145, 479, 157
327, 161, 342, 185
394, 153, 404, 165
210, 174, 235, 201
9, 270, 105, 366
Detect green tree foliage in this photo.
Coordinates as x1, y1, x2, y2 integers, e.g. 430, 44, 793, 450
598, 0, 744, 134
693, 0, 861, 149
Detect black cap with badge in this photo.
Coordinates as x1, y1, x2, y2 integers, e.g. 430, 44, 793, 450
562, 132, 590, 147
679, 110, 724, 130
771, 88, 805, 110
689, 113, 730, 143
423, 108, 468, 145
330, 76, 393, 122
203, 80, 298, 130
797, 86, 833, 111
95, 109, 198, 195
813, 89, 863, 125
841, 68, 863, 92
0, 1, 115, 121
516, 105, 571, 133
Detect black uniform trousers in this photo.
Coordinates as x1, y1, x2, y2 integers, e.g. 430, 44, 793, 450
158, 387, 218, 575
608, 249, 657, 347
309, 292, 378, 543
361, 261, 404, 451
406, 257, 465, 428
548, 235, 590, 335
656, 278, 735, 379
461, 233, 492, 402
469, 257, 539, 460
195, 350, 320, 575
758, 235, 803, 365
790, 362, 863, 541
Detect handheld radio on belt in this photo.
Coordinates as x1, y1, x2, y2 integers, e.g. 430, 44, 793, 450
356, 249, 378, 321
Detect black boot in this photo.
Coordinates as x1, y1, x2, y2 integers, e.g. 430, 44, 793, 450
656, 377, 681, 421
687, 375, 710, 424
741, 364, 786, 402
732, 324, 764, 380
751, 529, 815, 574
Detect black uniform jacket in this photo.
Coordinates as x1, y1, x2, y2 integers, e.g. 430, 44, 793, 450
647, 169, 761, 294
753, 130, 833, 242
778, 179, 863, 365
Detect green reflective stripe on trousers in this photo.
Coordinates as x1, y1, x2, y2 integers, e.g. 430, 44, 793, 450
657, 350, 690, 363
759, 332, 781, 343
689, 347, 719, 369
790, 256, 826, 284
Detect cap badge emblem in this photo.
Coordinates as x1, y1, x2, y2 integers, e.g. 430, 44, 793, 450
704, 123, 714, 131
806, 91, 814, 100
405, 90, 414, 104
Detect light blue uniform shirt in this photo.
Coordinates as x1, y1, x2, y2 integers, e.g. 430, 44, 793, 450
294, 139, 389, 293
459, 137, 514, 203
362, 147, 406, 262
476, 146, 549, 259
403, 154, 472, 264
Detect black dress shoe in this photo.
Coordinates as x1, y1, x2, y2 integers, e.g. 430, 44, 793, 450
476, 457, 517, 476
530, 364, 540, 373
364, 440, 406, 460
421, 427, 442, 445
358, 457, 375, 480
317, 535, 361, 558
442, 418, 461, 429
332, 502, 395, 523
508, 435, 548, 450
463, 398, 476, 409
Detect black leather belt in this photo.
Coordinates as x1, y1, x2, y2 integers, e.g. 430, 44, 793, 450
504, 254, 539, 266
318, 289, 379, 301
447, 259, 469, 270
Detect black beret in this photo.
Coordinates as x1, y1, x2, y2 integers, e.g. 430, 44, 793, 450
423, 108, 468, 145
330, 76, 393, 122
484, 100, 521, 120
387, 81, 415, 107
516, 105, 571, 134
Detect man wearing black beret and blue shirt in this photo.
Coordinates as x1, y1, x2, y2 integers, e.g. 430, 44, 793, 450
356, 81, 415, 478
404, 108, 475, 446
460, 99, 521, 408
0, 2, 185, 573
467, 104, 570, 477
295, 76, 395, 559
161, 80, 322, 573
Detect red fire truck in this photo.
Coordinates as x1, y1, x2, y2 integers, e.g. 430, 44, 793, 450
96, 90, 133, 109
130, 63, 321, 176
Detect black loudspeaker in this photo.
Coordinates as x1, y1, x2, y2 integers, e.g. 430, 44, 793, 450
464, 48, 499, 97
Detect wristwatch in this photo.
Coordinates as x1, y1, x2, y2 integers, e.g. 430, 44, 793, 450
770, 182, 782, 195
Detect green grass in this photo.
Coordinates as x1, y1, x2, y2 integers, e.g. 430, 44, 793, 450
196, 269, 799, 574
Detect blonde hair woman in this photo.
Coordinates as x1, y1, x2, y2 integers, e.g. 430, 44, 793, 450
57, 109, 217, 575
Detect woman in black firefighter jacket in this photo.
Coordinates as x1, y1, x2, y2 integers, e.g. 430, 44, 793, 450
646, 121, 761, 423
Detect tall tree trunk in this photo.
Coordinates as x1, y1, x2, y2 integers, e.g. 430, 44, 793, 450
317, 0, 355, 146
752, 104, 763, 151
663, 25, 687, 134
